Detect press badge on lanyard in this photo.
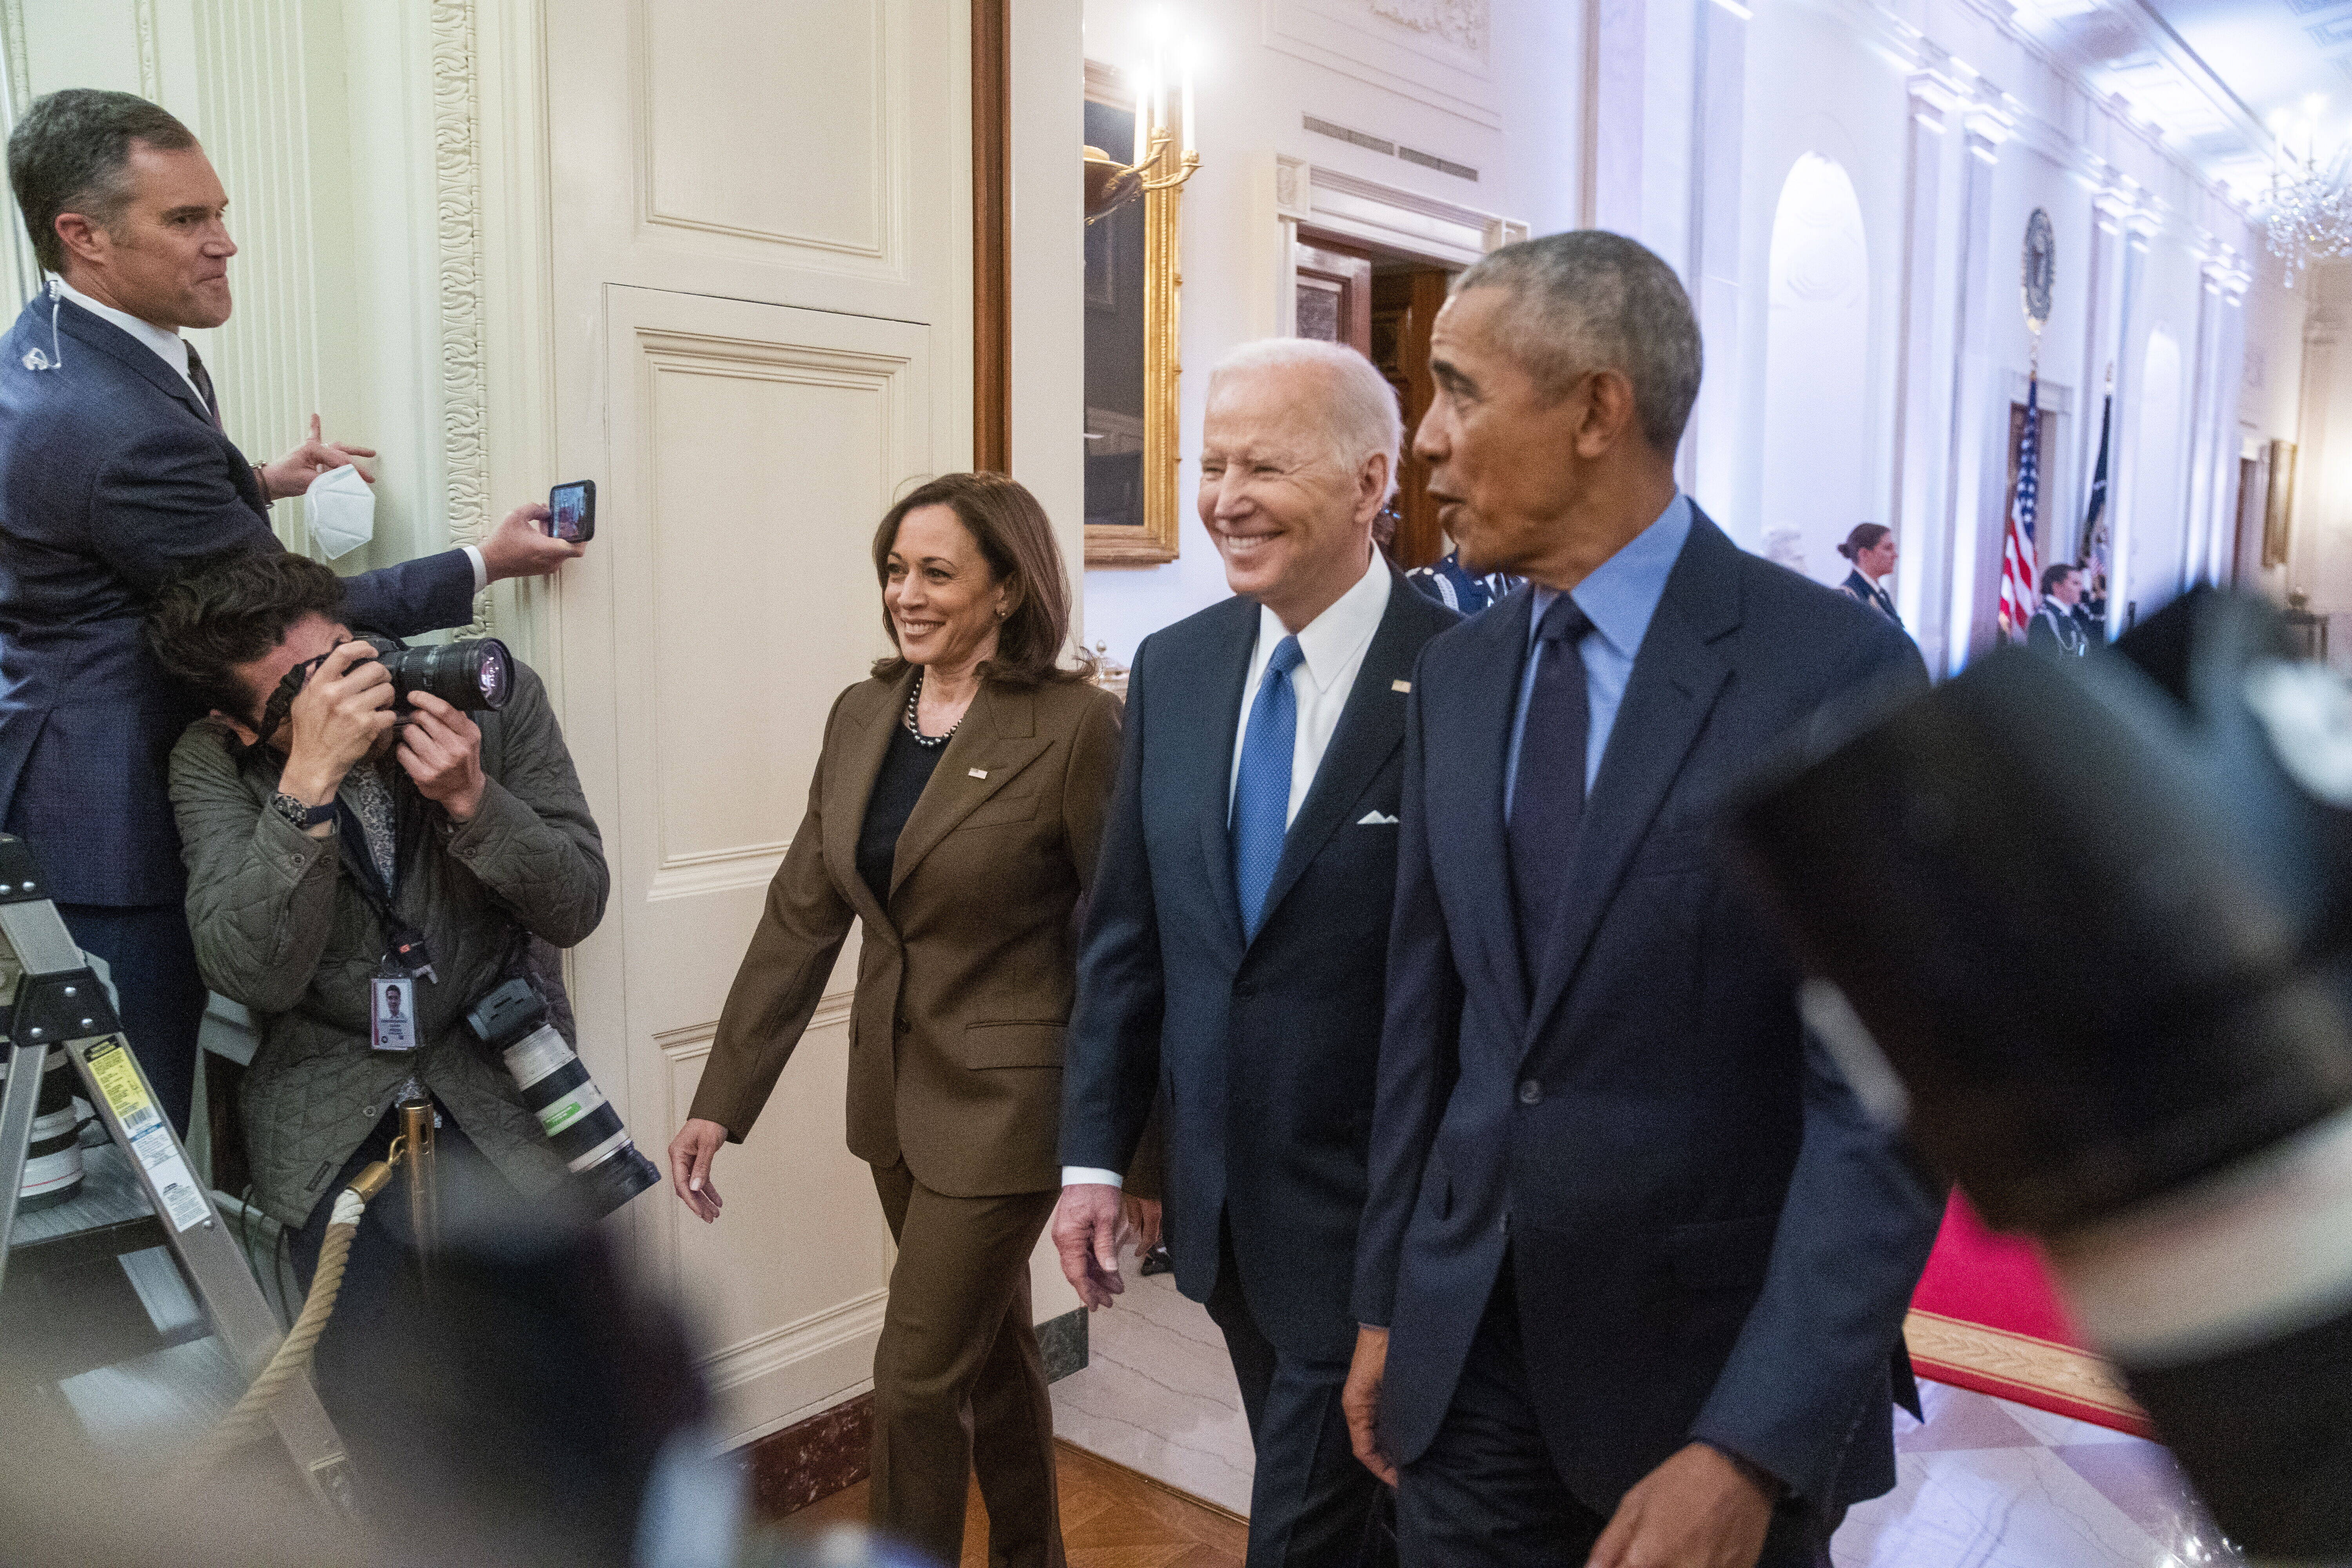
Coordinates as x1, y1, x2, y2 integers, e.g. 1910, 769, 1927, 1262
372, 971, 419, 1052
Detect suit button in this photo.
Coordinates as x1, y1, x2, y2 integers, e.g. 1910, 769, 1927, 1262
1517, 1079, 1543, 1105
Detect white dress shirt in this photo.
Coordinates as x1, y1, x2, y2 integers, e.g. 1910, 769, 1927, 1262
1065, 549, 1392, 1192
48, 274, 489, 591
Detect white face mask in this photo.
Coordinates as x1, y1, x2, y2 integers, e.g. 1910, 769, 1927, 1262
304, 463, 376, 560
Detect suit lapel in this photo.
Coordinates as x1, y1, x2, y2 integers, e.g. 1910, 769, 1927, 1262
1524, 516, 1740, 1045
1251, 568, 1420, 943
889, 682, 1053, 898
821, 675, 906, 935
1181, 597, 1260, 959
55, 298, 216, 430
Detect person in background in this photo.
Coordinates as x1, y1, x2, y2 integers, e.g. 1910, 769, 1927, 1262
1835, 523, 1901, 626
1054, 338, 1457, 1567
2030, 562, 2092, 656
0, 88, 580, 1134
1408, 540, 1521, 617
1343, 232, 1940, 1567
668, 473, 1121, 1568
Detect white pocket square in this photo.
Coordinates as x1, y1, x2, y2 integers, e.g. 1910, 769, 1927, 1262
1358, 811, 1399, 825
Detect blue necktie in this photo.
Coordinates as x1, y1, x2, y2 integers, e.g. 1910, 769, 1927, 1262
1509, 596, 1592, 960
1232, 636, 1305, 939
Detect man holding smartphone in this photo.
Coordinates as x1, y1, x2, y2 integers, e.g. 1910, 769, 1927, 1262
0, 89, 588, 1133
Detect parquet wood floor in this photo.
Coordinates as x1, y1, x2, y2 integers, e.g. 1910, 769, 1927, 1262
780, 1439, 1247, 1567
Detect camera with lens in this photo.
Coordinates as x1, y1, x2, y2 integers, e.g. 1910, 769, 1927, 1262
356, 633, 514, 713
464, 977, 659, 1220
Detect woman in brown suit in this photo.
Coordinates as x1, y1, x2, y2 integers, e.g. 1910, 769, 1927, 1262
667, 472, 1119, 1567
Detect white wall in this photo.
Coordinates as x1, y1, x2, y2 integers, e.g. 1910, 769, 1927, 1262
1076, 0, 1582, 661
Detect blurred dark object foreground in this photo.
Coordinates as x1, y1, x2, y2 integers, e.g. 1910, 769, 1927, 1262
1734, 587, 2352, 1561
1, 1166, 939, 1567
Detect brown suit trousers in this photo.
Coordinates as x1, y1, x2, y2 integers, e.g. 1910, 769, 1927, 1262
691, 670, 1121, 1565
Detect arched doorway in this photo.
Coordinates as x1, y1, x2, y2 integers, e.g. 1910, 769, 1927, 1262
1758, 154, 1871, 588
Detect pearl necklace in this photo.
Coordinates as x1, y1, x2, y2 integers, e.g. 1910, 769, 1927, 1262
903, 670, 962, 748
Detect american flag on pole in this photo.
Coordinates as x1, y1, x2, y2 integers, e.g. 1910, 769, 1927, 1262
1997, 373, 2042, 640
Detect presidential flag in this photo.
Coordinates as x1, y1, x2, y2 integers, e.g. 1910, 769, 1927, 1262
2080, 390, 2113, 598
1997, 374, 2042, 641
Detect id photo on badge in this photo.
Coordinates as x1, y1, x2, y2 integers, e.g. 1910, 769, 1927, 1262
372, 976, 418, 1052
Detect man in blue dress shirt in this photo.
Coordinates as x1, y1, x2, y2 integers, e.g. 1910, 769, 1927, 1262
1340, 232, 1939, 1566
0, 89, 581, 1131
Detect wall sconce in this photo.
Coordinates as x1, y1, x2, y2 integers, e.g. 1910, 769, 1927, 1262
1081, 30, 1200, 224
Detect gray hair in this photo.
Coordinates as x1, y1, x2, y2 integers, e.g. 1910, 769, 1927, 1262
1206, 337, 1403, 499
1451, 231, 1702, 454
7, 89, 197, 276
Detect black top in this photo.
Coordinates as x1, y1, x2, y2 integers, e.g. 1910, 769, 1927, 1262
857, 717, 947, 907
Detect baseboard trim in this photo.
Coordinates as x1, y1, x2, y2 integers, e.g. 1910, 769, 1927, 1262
1055, 1437, 1250, 1527
740, 1391, 873, 1519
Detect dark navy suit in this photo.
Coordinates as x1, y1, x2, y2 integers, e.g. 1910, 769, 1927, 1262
1062, 568, 1456, 1564
0, 292, 478, 1128
1356, 512, 1941, 1560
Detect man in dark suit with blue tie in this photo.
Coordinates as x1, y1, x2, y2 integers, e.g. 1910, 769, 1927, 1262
1054, 339, 1457, 1565
0, 90, 580, 1131
1341, 233, 1942, 1566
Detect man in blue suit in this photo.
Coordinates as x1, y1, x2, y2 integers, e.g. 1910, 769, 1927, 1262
1054, 339, 1457, 1566
1341, 233, 1941, 1566
0, 90, 579, 1131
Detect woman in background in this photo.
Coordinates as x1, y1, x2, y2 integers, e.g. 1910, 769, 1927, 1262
667, 473, 1120, 1568
1837, 523, 1902, 626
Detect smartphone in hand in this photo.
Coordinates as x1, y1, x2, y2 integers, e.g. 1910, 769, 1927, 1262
550, 479, 596, 543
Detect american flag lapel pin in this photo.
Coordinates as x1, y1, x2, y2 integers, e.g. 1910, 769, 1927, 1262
969, 768, 988, 779
1392, 679, 1411, 693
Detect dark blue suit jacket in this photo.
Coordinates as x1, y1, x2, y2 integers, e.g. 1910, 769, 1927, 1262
1355, 512, 1942, 1512
0, 293, 478, 906
1062, 568, 1458, 1358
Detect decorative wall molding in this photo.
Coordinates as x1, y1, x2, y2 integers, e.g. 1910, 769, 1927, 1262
1264, 0, 1500, 130
431, 0, 494, 632
1366, 0, 1487, 54
135, 0, 161, 99
1293, 159, 1521, 266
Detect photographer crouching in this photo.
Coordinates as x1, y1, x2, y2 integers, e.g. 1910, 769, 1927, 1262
145, 549, 619, 1449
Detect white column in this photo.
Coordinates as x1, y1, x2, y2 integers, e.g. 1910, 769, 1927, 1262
1933, 101, 2009, 674
1889, 69, 1962, 652
2292, 307, 2340, 609
2181, 253, 2230, 589
2104, 212, 2155, 634
2069, 192, 2128, 565
2202, 264, 2251, 583
1585, 0, 1647, 235
1681, 0, 1748, 513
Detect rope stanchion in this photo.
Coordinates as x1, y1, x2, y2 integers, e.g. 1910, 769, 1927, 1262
181, 1159, 394, 1474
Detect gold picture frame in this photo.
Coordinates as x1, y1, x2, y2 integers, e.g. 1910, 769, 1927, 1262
2264, 438, 2297, 571
1083, 61, 1183, 567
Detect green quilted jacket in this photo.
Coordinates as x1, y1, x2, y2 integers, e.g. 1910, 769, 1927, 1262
168, 660, 607, 1227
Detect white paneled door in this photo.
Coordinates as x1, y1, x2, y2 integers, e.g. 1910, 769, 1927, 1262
545, 0, 972, 1447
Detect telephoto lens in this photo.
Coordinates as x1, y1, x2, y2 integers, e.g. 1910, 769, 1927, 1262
1731, 588, 2352, 1559
2, 1038, 85, 1212
363, 635, 513, 712
465, 978, 659, 1218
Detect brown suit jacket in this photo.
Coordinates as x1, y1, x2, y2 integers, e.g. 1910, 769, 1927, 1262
690, 668, 1123, 1196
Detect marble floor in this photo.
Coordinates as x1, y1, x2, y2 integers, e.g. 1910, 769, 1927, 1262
1049, 1271, 2244, 1567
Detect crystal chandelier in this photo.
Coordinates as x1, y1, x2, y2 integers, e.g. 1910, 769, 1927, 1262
2265, 102, 2352, 288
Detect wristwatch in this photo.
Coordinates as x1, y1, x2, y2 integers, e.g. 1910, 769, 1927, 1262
269, 790, 338, 831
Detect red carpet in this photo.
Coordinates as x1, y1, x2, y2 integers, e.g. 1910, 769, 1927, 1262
1904, 1194, 2154, 1437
